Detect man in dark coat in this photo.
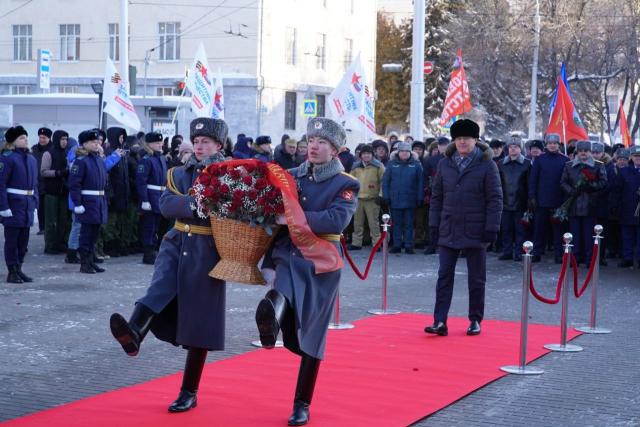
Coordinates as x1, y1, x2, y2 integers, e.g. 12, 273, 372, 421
276, 137, 302, 169
256, 117, 359, 426
110, 117, 228, 413
31, 127, 52, 234
382, 141, 424, 253
251, 135, 274, 162
559, 140, 607, 265
423, 136, 450, 254
607, 148, 630, 259
338, 145, 355, 172
498, 136, 531, 261
68, 130, 108, 274
592, 142, 614, 265
528, 133, 569, 263
613, 146, 640, 268
40, 130, 70, 254
425, 119, 502, 337
0, 126, 39, 283
136, 132, 168, 265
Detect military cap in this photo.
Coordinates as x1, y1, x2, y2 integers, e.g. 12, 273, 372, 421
615, 148, 630, 159
529, 139, 545, 151
450, 119, 480, 140
78, 129, 100, 144
4, 126, 28, 143
358, 144, 374, 156
145, 132, 164, 143
591, 142, 605, 153
489, 138, 505, 148
397, 141, 411, 152
190, 117, 228, 145
307, 117, 346, 150
576, 140, 591, 152
506, 135, 524, 149
38, 127, 52, 138
544, 133, 561, 144
629, 145, 640, 156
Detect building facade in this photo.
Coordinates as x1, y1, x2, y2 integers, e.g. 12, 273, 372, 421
0, 0, 376, 144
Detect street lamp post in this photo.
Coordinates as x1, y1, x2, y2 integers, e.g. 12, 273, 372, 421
91, 81, 106, 130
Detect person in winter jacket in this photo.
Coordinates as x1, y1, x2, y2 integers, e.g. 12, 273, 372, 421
350, 144, 385, 249
40, 130, 70, 254
32, 127, 52, 234
425, 119, 502, 337
382, 142, 424, 253
275, 138, 301, 169
612, 146, 640, 268
251, 135, 273, 162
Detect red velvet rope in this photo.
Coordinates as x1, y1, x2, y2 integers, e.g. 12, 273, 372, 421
340, 231, 388, 280
529, 253, 568, 305
572, 243, 599, 298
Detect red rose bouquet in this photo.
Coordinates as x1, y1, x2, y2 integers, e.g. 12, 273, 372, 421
192, 161, 284, 235
552, 167, 598, 223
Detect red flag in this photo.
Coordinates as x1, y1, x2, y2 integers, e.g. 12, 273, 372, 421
439, 49, 472, 126
546, 77, 588, 142
619, 101, 632, 148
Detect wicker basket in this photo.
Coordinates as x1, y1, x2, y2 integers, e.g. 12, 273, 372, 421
208, 217, 280, 285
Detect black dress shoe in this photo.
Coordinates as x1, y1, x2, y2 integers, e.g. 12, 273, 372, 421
168, 390, 197, 413
6, 265, 23, 284
389, 247, 401, 254
467, 320, 481, 336
424, 322, 448, 336
498, 254, 512, 261
531, 255, 542, 263
16, 264, 33, 282
288, 399, 310, 426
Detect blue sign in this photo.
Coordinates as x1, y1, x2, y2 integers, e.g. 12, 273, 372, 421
302, 99, 317, 117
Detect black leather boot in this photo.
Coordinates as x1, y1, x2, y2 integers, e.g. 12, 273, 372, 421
467, 320, 481, 336
168, 347, 208, 413
91, 251, 105, 273
6, 265, 23, 284
142, 246, 156, 265
65, 249, 80, 264
16, 264, 33, 282
110, 303, 155, 356
424, 321, 448, 336
255, 289, 288, 349
79, 251, 96, 274
288, 355, 320, 426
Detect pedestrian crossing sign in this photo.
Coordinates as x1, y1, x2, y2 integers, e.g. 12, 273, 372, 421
302, 99, 318, 117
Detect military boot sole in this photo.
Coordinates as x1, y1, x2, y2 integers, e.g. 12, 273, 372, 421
255, 298, 279, 349
110, 313, 141, 356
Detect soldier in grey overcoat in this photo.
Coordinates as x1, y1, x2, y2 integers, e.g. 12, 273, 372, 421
109, 117, 228, 413
256, 117, 359, 426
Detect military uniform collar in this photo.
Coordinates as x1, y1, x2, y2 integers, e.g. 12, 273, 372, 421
571, 156, 595, 168
185, 152, 225, 171
296, 158, 344, 183
503, 154, 525, 165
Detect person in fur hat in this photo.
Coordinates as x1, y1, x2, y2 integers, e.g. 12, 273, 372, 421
255, 117, 359, 426
382, 141, 424, 253
425, 119, 502, 337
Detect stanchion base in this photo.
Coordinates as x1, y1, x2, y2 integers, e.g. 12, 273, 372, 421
543, 343, 583, 352
367, 309, 401, 315
328, 322, 355, 330
251, 340, 284, 348
575, 326, 611, 334
500, 365, 544, 375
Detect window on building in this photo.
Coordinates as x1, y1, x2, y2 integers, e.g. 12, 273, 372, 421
13, 25, 32, 61
59, 24, 80, 61
57, 86, 79, 94
10, 85, 31, 95
316, 94, 326, 118
344, 38, 353, 70
156, 87, 178, 96
606, 95, 619, 114
159, 22, 180, 61
284, 91, 297, 130
316, 33, 326, 70
108, 23, 120, 61
285, 27, 297, 66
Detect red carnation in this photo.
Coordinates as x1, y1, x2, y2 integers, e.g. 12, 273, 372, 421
203, 187, 215, 198
581, 168, 597, 182
209, 177, 220, 187
255, 178, 268, 190
220, 184, 230, 194
242, 175, 253, 186
232, 189, 244, 199
257, 197, 267, 207
229, 168, 242, 180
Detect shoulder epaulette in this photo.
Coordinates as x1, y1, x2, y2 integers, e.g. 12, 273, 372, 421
166, 167, 183, 195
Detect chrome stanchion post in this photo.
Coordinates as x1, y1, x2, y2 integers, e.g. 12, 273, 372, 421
501, 241, 544, 375
576, 224, 611, 334
328, 288, 354, 329
368, 214, 400, 315
545, 233, 583, 352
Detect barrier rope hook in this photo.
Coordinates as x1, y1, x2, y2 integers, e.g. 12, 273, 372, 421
575, 225, 612, 334
544, 233, 584, 353
501, 241, 544, 375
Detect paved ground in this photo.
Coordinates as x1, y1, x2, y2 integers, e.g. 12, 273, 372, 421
0, 229, 639, 426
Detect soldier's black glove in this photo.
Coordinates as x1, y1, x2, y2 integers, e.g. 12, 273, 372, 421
481, 230, 497, 244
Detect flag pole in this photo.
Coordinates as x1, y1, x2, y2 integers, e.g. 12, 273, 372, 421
561, 117, 567, 156
171, 71, 189, 128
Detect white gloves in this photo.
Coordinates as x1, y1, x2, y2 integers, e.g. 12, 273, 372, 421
74, 205, 86, 214
141, 201, 152, 211
262, 268, 276, 287
275, 214, 287, 225
0, 209, 13, 218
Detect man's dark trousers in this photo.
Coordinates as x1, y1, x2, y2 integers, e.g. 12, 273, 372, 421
533, 207, 564, 258
433, 245, 486, 323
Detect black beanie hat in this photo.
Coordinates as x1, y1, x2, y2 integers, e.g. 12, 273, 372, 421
4, 125, 28, 143
450, 119, 480, 140
145, 132, 164, 143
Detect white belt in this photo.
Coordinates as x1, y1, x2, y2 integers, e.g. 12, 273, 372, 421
147, 185, 166, 191
7, 188, 35, 196
81, 190, 105, 196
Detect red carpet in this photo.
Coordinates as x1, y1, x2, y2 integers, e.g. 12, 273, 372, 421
2, 314, 581, 427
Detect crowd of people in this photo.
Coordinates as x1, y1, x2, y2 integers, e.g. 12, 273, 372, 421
1, 121, 639, 284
